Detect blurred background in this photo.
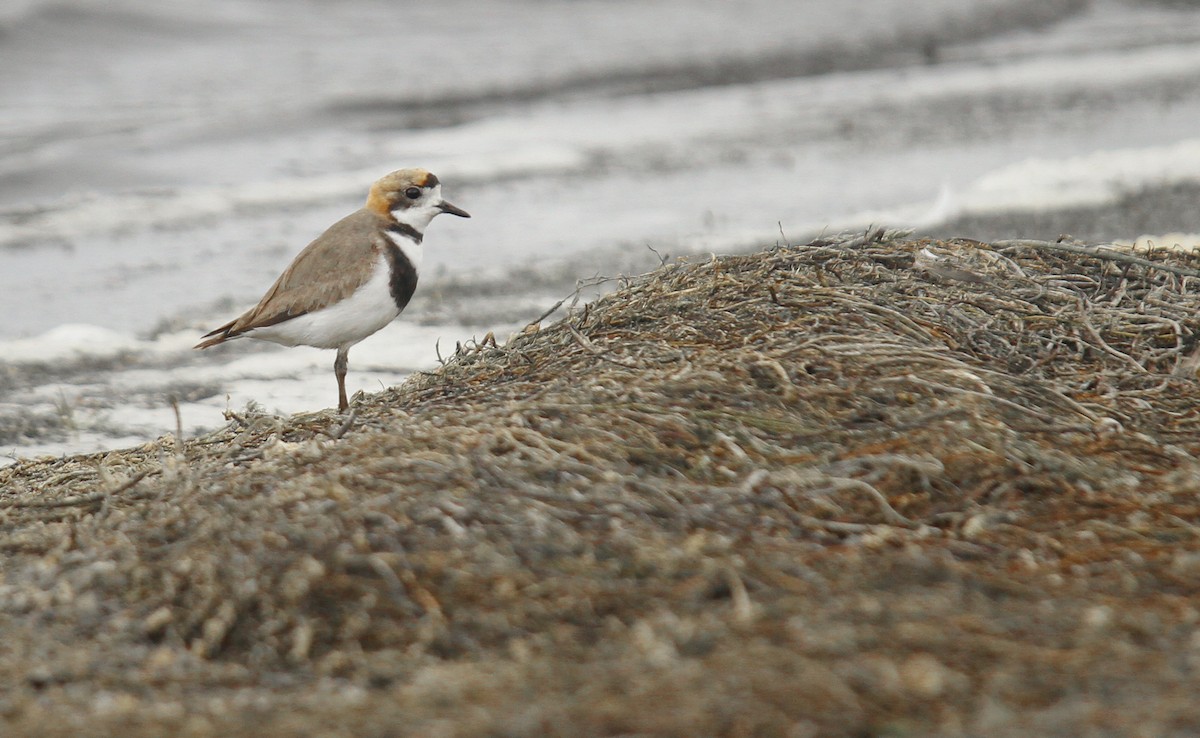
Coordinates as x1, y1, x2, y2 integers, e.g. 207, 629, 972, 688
4, 0, 1200, 460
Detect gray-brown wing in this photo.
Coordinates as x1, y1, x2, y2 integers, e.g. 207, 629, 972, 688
208, 209, 387, 341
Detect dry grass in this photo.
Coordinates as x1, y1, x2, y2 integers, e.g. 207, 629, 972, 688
3, 230, 1200, 737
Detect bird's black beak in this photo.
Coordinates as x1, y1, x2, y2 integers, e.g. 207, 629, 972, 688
438, 200, 471, 218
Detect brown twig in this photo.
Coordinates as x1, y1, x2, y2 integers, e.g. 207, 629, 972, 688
3, 468, 152, 509
993, 239, 1200, 279
566, 322, 640, 368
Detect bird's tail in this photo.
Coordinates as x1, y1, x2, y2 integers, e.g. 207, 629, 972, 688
194, 320, 237, 350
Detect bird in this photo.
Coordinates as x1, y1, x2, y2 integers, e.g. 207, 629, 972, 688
195, 168, 469, 412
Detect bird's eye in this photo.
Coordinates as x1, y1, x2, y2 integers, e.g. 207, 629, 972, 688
404, 187, 422, 200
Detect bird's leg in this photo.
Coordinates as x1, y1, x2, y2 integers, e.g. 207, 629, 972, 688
335, 347, 350, 413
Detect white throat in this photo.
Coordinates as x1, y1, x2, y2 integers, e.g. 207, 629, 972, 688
386, 229, 423, 272
390, 183, 444, 234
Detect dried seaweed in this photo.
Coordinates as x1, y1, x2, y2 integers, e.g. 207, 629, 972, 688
2, 231, 1200, 737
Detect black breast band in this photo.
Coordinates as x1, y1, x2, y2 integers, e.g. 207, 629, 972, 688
383, 239, 419, 311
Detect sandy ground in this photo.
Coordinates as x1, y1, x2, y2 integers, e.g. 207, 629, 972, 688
2, 232, 1200, 737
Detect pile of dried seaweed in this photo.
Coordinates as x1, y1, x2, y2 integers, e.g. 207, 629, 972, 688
3, 230, 1200, 737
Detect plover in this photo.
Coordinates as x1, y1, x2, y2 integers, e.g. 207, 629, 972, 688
195, 168, 469, 412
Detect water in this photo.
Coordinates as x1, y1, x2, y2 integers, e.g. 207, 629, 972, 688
4, 0, 1200, 462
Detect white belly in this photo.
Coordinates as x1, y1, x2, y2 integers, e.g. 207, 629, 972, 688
248, 253, 402, 350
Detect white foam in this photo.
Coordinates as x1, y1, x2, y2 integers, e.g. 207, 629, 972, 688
0, 176, 362, 250
0, 324, 200, 366
955, 139, 1200, 215
767, 138, 1200, 240
0, 145, 584, 251
0, 324, 141, 364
